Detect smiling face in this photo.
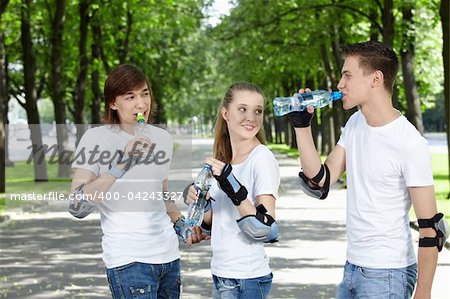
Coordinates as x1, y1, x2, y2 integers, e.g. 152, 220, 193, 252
221, 90, 264, 141
337, 56, 375, 110
109, 84, 151, 125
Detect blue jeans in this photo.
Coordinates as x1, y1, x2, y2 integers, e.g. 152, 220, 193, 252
212, 273, 273, 299
336, 261, 417, 299
106, 260, 181, 299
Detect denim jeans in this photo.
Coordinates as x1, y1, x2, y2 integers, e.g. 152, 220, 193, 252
336, 261, 417, 299
106, 259, 181, 299
212, 273, 273, 299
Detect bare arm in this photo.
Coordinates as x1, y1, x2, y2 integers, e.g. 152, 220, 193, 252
71, 168, 119, 204
294, 126, 346, 187
71, 135, 154, 205
236, 194, 276, 219
163, 178, 183, 223
410, 185, 438, 299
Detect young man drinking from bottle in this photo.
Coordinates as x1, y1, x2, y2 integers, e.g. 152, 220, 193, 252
286, 40, 448, 298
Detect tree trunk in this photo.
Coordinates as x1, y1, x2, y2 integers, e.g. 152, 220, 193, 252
264, 114, 272, 143
320, 42, 337, 152
401, 3, 424, 135
330, 23, 351, 137
0, 0, 10, 192
90, 9, 107, 125
73, 0, 89, 143
381, 0, 400, 109
21, 0, 48, 182
50, 0, 70, 177
440, 0, 450, 198
369, 5, 379, 41
0, 6, 7, 192
117, 9, 132, 64
382, 0, 394, 47
90, 61, 102, 125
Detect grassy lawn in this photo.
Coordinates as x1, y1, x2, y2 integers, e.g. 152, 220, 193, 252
1, 161, 71, 213
268, 143, 450, 220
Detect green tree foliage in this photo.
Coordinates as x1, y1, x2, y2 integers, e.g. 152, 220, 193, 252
0, 0, 448, 184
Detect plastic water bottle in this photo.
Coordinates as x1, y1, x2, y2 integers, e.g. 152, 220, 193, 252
135, 112, 149, 136
186, 164, 213, 226
134, 112, 154, 162
273, 90, 342, 116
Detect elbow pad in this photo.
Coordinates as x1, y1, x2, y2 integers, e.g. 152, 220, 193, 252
418, 213, 449, 252
68, 184, 96, 219
299, 163, 330, 199
237, 204, 278, 243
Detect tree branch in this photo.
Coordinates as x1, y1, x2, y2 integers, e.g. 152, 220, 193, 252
215, 3, 383, 42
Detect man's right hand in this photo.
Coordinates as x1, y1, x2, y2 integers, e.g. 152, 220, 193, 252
287, 88, 315, 128
287, 110, 314, 128
124, 136, 153, 159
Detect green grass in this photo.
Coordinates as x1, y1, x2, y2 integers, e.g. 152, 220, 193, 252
1, 161, 71, 213
268, 143, 450, 220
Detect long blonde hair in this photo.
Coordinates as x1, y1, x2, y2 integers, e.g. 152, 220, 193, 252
213, 82, 266, 163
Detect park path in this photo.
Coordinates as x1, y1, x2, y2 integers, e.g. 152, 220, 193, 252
1, 138, 449, 298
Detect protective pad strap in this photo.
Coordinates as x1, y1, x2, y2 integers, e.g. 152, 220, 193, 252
298, 163, 331, 199
418, 213, 449, 252
419, 237, 439, 248
200, 220, 211, 236
236, 204, 278, 243
182, 183, 195, 205
311, 164, 325, 184
418, 213, 443, 228
214, 164, 248, 206
204, 198, 212, 213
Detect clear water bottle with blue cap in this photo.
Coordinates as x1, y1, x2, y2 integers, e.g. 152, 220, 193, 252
273, 90, 342, 116
186, 164, 213, 226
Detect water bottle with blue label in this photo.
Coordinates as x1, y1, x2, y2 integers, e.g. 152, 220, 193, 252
273, 90, 342, 116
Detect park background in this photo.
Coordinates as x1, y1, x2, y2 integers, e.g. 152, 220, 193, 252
0, 0, 449, 298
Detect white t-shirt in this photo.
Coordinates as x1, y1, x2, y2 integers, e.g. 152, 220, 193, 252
210, 145, 280, 279
72, 125, 179, 269
337, 111, 433, 268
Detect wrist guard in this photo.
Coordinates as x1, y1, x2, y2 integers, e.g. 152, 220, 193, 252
287, 110, 314, 128
108, 150, 137, 179
200, 220, 211, 236
214, 163, 248, 206
174, 215, 192, 243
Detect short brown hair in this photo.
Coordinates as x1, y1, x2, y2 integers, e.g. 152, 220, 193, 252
341, 41, 398, 93
103, 64, 157, 124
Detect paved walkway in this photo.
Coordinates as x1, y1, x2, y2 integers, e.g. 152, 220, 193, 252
1, 138, 449, 298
